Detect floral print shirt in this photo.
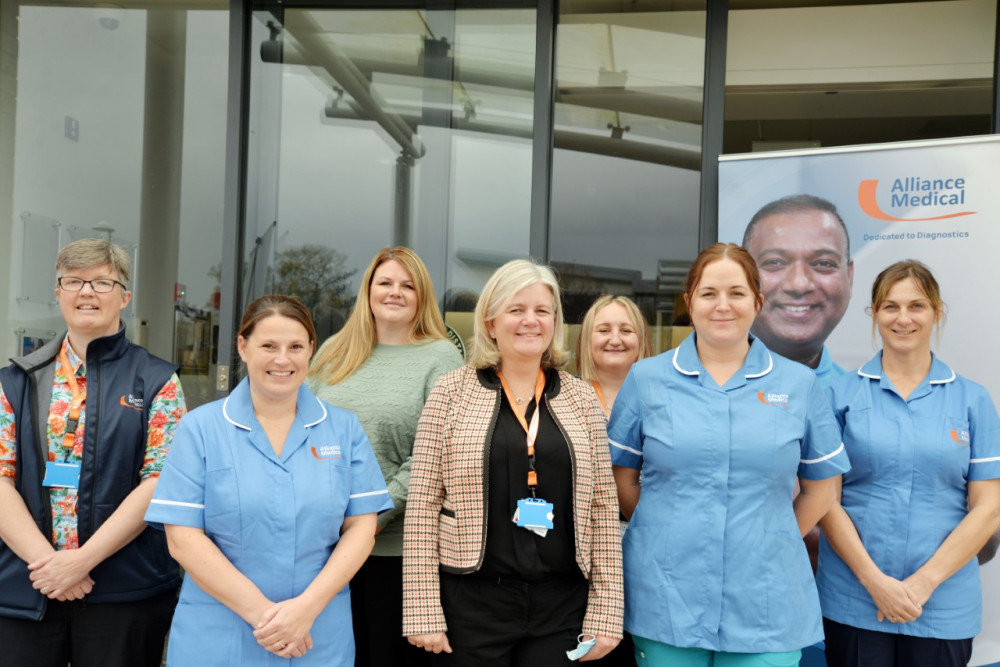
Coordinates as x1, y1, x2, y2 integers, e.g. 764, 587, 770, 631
0, 336, 186, 549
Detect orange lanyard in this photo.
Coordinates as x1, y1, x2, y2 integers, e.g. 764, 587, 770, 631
497, 369, 545, 492
58, 348, 85, 456
592, 380, 610, 417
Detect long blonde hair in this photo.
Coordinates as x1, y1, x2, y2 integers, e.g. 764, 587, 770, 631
309, 247, 449, 385
576, 295, 652, 382
467, 259, 569, 370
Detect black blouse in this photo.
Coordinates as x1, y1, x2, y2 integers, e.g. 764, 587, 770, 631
477, 368, 577, 580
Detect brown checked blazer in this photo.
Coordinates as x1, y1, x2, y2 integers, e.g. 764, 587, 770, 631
401, 364, 623, 639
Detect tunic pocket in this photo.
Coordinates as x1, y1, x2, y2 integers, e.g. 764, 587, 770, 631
438, 501, 459, 563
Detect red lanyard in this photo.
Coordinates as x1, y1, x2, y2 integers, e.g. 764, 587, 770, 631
58, 347, 85, 455
497, 369, 545, 492
592, 380, 610, 417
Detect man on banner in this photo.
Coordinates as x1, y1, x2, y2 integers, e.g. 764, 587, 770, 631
743, 194, 854, 388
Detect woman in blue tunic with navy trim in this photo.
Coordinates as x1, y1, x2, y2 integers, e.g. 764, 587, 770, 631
145, 296, 393, 666
608, 243, 850, 667
817, 260, 1000, 667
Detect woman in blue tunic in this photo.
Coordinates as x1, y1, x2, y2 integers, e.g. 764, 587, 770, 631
817, 260, 1000, 667
145, 295, 393, 665
609, 243, 849, 667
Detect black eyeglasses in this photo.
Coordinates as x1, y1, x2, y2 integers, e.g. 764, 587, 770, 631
57, 277, 127, 293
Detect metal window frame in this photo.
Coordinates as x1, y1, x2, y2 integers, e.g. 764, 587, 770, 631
529, 0, 555, 262
220, 0, 1000, 393
217, 0, 252, 397
699, 0, 727, 251
993, 3, 1000, 134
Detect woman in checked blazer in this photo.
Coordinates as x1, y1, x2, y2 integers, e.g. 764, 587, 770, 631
402, 259, 623, 666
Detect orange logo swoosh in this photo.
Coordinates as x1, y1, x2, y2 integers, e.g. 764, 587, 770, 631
311, 446, 342, 460
858, 180, 975, 222
950, 429, 970, 446
757, 392, 788, 407
119, 396, 141, 411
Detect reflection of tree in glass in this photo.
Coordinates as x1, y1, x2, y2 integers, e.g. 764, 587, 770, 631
271, 245, 358, 341
272, 245, 355, 308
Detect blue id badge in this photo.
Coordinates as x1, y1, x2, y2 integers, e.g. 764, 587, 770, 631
513, 497, 554, 537
43, 461, 81, 488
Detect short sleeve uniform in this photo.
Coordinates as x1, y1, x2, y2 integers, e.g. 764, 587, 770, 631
145, 378, 393, 666
817, 353, 1000, 639
608, 335, 849, 653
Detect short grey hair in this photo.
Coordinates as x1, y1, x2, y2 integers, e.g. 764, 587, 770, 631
56, 239, 131, 284
468, 259, 568, 370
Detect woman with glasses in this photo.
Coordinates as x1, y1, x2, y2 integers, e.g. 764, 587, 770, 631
0, 239, 185, 667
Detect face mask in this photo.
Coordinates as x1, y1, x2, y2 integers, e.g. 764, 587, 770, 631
566, 634, 596, 661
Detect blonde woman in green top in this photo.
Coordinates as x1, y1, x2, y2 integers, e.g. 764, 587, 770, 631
308, 247, 462, 667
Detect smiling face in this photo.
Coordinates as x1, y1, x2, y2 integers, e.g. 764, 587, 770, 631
368, 259, 418, 337
685, 258, 761, 352
55, 263, 131, 345
876, 277, 939, 357
745, 209, 853, 366
238, 314, 314, 404
589, 302, 640, 378
486, 282, 556, 368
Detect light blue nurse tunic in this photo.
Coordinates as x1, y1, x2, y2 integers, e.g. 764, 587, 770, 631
817, 352, 1000, 639
815, 345, 846, 389
145, 378, 393, 666
608, 335, 849, 653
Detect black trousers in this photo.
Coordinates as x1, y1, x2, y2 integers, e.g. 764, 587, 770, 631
823, 617, 974, 667
432, 571, 589, 667
352, 555, 430, 667
0, 590, 176, 667
600, 631, 636, 667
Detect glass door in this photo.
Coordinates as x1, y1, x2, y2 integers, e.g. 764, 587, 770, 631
237, 3, 538, 363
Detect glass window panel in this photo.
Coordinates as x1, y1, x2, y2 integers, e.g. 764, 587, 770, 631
244, 6, 536, 355
1, 2, 228, 409
724, 0, 995, 153
549, 2, 706, 359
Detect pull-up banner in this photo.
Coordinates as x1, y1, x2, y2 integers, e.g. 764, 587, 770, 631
719, 134, 1000, 667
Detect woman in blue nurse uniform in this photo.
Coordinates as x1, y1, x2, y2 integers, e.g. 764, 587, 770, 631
145, 295, 393, 666
817, 260, 1000, 667
609, 243, 849, 667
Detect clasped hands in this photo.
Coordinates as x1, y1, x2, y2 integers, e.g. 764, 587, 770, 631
866, 571, 933, 625
28, 549, 94, 601
252, 597, 319, 660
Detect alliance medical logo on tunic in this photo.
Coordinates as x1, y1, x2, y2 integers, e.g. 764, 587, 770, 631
311, 445, 343, 460
857, 176, 976, 222
950, 428, 971, 446
757, 392, 789, 407
119, 394, 143, 411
